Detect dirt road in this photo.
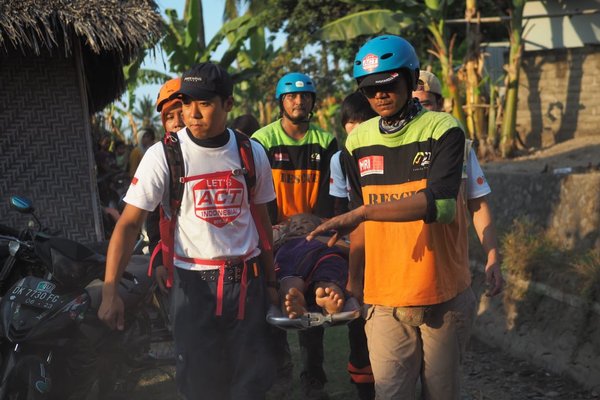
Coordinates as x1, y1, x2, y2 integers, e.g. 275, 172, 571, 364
129, 335, 599, 400
462, 338, 598, 400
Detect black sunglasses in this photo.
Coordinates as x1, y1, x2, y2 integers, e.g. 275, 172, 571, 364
360, 80, 401, 98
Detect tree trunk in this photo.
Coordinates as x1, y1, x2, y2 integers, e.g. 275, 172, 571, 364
428, 22, 467, 129
258, 101, 265, 126
500, 1, 525, 158
464, 1, 488, 156
487, 82, 499, 149
127, 111, 138, 144
185, 0, 205, 49
321, 41, 329, 76
196, 0, 205, 49
105, 110, 126, 143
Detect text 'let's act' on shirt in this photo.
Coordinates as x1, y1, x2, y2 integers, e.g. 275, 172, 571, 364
125, 128, 275, 270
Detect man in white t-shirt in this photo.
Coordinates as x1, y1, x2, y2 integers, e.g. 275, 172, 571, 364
413, 70, 504, 297
328, 92, 378, 400
329, 92, 378, 215
98, 63, 278, 400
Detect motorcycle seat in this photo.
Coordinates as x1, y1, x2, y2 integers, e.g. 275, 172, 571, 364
86, 255, 154, 311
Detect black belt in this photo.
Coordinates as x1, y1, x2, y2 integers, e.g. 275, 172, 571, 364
196, 257, 260, 283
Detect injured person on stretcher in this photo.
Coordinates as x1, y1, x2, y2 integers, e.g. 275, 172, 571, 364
268, 214, 359, 329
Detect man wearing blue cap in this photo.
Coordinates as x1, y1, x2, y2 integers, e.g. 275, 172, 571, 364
99, 62, 278, 400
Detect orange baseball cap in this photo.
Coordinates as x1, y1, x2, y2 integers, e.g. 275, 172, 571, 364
156, 78, 181, 112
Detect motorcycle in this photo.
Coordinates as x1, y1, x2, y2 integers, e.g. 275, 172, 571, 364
0, 196, 171, 400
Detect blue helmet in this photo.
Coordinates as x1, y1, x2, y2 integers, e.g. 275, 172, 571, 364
275, 72, 316, 100
353, 35, 420, 90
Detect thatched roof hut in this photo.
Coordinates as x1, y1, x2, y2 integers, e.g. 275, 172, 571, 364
0, 0, 162, 110
0, 0, 162, 242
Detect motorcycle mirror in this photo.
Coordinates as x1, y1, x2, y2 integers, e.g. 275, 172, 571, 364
10, 196, 34, 214
10, 195, 42, 231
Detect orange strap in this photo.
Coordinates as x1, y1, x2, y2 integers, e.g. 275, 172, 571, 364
347, 362, 374, 384
216, 264, 225, 316
148, 241, 161, 277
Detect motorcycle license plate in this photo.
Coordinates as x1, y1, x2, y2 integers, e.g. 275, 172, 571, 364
9, 282, 61, 310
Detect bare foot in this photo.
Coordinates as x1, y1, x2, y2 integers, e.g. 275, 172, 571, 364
284, 287, 307, 319
315, 286, 344, 315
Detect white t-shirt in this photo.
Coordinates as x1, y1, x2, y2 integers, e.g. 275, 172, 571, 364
329, 150, 347, 198
125, 128, 275, 270
329, 148, 491, 200
465, 148, 491, 200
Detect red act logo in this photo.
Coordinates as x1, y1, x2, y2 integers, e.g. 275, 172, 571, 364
193, 177, 244, 227
362, 54, 379, 72
358, 156, 384, 177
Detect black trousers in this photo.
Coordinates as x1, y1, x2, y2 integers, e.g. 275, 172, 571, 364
171, 267, 275, 400
270, 325, 326, 383
347, 317, 375, 400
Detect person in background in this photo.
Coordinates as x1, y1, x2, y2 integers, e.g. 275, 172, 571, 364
157, 77, 185, 136
128, 127, 156, 178
113, 140, 129, 172
148, 77, 185, 296
329, 92, 378, 215
253, 72, 338, 400
413, 70, 504, 297
231, 113, 260, 137
252, 72, 337, 224
95, 135, 117, 176
329, 92, 377, 400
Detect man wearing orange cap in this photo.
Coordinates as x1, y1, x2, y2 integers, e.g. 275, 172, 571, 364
149, 78, 186, 295
157, 77, 185, 135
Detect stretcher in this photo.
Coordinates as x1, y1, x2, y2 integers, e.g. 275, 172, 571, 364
266, 297, 361, 330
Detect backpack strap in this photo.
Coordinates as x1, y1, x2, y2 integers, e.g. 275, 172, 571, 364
233, 131, 256, 202
163, 132, 185, 213
155, 131, 185, 287
233, 131, 271, 252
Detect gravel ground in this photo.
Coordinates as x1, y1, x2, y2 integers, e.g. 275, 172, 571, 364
128, 335, 600, 400
462, 338, 599, 400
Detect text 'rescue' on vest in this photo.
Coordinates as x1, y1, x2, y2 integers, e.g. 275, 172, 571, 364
343, 110, 470, 307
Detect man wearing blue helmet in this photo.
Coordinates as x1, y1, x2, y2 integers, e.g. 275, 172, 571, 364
253, 72, 337, 223
253, 72, 338, 400
307, 35, 476, 400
